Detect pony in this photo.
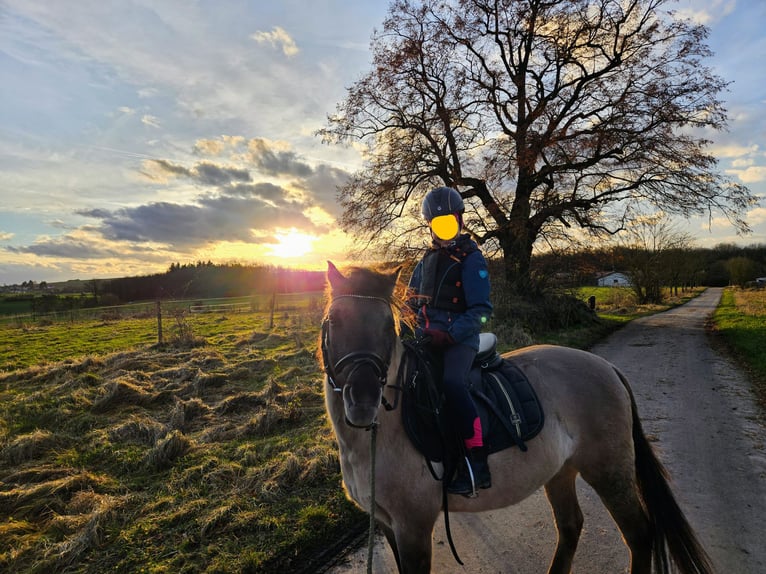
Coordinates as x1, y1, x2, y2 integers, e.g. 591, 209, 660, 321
321, 262, 713, 574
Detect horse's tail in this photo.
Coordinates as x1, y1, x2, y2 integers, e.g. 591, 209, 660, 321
615, 367, 715, 574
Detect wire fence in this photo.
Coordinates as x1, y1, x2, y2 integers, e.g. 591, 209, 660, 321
0, 291, 325, 328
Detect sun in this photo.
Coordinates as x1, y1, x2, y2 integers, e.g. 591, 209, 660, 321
268, 229, 316, 259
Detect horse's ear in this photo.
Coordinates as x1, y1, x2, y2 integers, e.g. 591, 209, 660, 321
327, 261, 345, 291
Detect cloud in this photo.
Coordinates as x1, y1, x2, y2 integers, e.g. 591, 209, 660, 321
193, 136, 246, 156
711, 143, 760, 159
0, 231, 14, 241
246, 138, 313, 177
726, 165, 766, 184
194, 162, 252, 186
748, 206, 766, 226
141, 159, 252, 186
7, 233, 128, 259
141, 114, 161, 128
72, 181, 321, 250
251, 26, 299, 57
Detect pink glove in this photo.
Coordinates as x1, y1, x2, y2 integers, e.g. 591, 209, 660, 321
424, 329, 454, 347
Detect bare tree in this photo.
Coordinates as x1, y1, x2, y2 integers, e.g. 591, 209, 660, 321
619, 211, 694, 304
320, 0, 756, 296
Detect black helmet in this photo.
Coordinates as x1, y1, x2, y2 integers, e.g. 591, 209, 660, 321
421, 186, 464, 222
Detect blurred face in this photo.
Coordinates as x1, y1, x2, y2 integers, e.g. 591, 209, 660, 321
430, 213, 460, 241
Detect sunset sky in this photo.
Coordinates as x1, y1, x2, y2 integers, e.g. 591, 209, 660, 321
1, 0, 764, 285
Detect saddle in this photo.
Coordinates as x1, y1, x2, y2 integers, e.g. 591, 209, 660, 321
401, 333, 544, 467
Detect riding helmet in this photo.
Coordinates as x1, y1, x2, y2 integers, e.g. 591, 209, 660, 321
421, 186, 464, 222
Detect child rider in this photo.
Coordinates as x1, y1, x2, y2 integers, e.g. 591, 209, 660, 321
407, 186, 493, 497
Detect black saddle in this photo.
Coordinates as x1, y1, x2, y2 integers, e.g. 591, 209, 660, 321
401, 333, 545, 466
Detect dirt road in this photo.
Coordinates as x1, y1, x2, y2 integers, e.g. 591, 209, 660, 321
331, 288, 766, 573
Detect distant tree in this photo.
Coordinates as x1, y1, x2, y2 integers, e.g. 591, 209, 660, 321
620, 212, 694, 304
320, 0, 756, 296
727, 256, 758, 287
89, 279, 99, 305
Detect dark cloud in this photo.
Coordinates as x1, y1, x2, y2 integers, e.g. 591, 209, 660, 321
194, 161, 251, 186
225, 182, 294, 203
143, 159, 251, 186
148, 159, 191, 178
247, 138, 313, 177
7, 237, 127, 259
294, 163, 350, 217
84, 188, 319, 249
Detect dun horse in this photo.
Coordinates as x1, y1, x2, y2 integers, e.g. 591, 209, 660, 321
321, 262, 713, 574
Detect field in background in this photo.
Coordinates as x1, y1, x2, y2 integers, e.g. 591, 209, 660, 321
0, 292, 323, 371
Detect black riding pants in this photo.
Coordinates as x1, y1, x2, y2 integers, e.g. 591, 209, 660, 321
441, 343, 478, 440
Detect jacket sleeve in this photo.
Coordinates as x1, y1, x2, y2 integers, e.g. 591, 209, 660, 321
447, 251, 493, 343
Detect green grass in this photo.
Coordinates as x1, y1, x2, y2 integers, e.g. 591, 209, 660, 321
711, 288, 766, 409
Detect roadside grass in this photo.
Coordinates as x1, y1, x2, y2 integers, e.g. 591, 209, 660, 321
0, 285, 709, 573
711, 288, 766, 409
532, 286, 706, 350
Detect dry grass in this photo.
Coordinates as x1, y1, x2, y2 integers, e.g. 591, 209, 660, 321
732, 288, 766, 316
0, 309, 357, 573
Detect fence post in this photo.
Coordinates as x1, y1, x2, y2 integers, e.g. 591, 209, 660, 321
268, 291, 276, 329
156, 300, 163, 344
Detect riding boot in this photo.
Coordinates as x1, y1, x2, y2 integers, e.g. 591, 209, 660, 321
447, 447, 491, 497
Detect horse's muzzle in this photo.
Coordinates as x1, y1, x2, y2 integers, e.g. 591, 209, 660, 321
342, 378, 382, 428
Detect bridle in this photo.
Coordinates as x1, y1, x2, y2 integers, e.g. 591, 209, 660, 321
321, 294, 403, 424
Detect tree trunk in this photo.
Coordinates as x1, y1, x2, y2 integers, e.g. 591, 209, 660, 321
499, 220, 535, 296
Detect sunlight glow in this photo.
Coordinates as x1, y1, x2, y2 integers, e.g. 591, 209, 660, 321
268, 229, 316, 258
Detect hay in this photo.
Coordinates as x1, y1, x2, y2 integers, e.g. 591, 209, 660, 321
91, 377, 153, 412
1, 430, 61, 465
143, 430, 192, 470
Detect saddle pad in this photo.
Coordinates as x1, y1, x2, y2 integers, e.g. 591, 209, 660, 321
468, 359, 545, 454
401, 344, 544, 463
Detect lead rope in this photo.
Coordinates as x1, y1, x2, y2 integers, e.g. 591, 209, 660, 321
367, 422, 378, 574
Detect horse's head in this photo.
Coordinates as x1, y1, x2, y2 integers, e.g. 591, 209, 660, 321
322, 261, 403, 428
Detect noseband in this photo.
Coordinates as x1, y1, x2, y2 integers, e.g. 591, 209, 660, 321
321, 294, 402, 422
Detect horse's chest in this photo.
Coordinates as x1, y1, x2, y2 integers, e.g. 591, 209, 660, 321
339, 447, 370, 505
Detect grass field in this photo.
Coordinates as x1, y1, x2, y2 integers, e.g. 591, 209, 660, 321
0, 300, 364, 573
1, 284, 758, 573
711, 288, 766, 409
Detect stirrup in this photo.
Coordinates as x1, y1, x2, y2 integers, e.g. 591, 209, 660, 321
447, 456, 479, 498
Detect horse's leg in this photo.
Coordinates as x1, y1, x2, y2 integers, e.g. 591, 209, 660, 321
544, 464, 584, 574
581, 466, 652, 574
380, 523, 403, 573
389, 516, 435, 574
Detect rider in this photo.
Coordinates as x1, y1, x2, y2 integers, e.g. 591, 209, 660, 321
407, 186, 493, 497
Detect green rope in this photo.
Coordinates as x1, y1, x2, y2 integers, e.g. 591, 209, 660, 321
367, 422, 378, 574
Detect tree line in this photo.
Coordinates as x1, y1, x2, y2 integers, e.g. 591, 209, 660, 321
534, 243, 766, 304
102, 262, 325, 304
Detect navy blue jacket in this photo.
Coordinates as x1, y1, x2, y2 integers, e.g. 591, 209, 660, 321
408, 235, 493, 351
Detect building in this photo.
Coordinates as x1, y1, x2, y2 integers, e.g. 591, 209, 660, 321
597, 272, 631, 287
